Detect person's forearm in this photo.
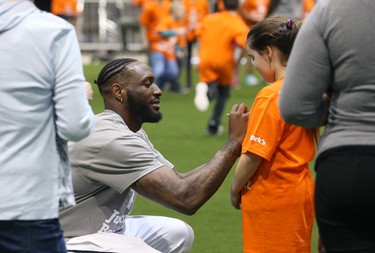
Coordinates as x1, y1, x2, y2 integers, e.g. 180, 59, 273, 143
231, 152, 261, 196
133, 139, 242, 215
133, 104, 249, 215
175, 139, 242, 214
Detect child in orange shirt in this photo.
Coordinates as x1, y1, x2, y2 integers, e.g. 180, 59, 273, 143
139, 0, 171, 54
139, 0, 178, 89
194, 0, 249, 135
155, 0, 187, 92
230, 16, 318, 253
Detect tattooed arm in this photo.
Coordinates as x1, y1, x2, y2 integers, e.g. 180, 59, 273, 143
132, 103, 249, 215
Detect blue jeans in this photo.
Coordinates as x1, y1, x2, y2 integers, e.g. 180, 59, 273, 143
0, 219, 67, 253
150, 52, 179, 90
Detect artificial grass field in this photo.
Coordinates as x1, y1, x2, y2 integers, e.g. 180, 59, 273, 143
83, 62, 319, 253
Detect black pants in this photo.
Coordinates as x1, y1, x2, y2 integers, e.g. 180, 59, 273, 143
207, 82, 230, 128
315, 146, 375, 253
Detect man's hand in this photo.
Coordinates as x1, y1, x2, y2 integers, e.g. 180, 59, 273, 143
84, 81, 94, 103
227, 103, 249, 151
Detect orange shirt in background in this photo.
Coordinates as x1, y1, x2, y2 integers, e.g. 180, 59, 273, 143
303, 0, 315, 19
239, 0, 270, 27
195, 11, 249, 85
304, 0, 315, 11
183, 0, 209, 41
241, 78, 315, 253
139, 0, 171, 51
51, 0, 78, 16
156, 16, 186, 60
132, 0, 150, 8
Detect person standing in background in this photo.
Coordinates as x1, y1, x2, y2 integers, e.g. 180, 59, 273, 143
183, 0, 209, 90
139, 0, 171, 75
0, 1, 95, 252
153, 0, 187, 92
279, 1, 375, 252
193, 0, 249, 135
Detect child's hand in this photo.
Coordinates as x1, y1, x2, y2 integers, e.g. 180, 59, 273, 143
231, 189, 242, 210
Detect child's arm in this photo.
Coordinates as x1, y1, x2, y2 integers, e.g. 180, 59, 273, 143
231, 152, 262, 209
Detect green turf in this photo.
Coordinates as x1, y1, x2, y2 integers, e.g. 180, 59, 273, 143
83, 62, 319, 253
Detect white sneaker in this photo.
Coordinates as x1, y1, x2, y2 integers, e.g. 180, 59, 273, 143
194, 82, 209, 112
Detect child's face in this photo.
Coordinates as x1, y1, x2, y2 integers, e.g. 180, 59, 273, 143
247, 46, 274, 83
172, 4, 185, 21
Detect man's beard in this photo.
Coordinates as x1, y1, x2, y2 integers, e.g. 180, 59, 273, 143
127, 90, 162, 123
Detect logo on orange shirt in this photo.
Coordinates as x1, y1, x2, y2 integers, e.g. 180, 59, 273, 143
250, 135, 266, 146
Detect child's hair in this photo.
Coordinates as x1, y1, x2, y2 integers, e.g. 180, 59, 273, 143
246, 16, 302, 65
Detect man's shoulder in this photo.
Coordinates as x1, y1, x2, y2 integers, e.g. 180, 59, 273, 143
68, 112, 134, 153
77, 112, 150, 153
95, 111, 131, 132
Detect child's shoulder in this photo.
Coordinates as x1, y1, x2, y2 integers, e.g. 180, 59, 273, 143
255, 82, 282, 103
258, 82, 280, 95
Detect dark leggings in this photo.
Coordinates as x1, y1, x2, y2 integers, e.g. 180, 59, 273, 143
207, 81, 230, 127
315, 146, 375, 253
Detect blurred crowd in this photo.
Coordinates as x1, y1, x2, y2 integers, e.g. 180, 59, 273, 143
34, 0, 314, 94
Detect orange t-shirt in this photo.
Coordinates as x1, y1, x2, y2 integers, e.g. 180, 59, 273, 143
183, 0, 209, 41
156, 16, 186, 60
303, 0, 315, 12
303, 0, 315, 18
241, 78, 315, 253
132, 0, 150, 7
139, 0, 171, 50
195, 11, 249, 85
239, 0, 270, 27
51, 0, 78, 16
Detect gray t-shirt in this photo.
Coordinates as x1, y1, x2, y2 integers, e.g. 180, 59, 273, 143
59, 110, 173, 238
279, 0, 375, 156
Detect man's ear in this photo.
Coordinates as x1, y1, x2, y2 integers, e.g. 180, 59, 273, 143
111, 83, 126, 103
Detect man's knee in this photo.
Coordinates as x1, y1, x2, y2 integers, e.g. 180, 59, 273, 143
125, 216, 194, 253
66, 233, 161, 253
168, 219, 194, 253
